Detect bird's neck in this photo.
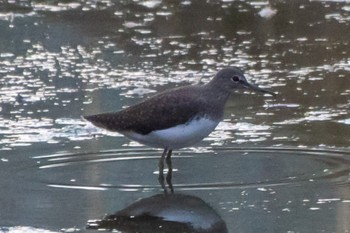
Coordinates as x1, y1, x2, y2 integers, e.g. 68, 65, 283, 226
203, 82, 232, 105
197, 84, 232, 121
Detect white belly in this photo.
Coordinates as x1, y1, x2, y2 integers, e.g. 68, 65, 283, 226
122, 117, 219, 149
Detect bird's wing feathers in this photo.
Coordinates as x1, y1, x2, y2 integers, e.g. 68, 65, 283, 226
84, 87, 205, 135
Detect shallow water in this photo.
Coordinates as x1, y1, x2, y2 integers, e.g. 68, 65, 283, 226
0, 0, 350, 232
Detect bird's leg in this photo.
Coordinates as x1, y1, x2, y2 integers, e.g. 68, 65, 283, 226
159, 148, 168, 175
158, 148, 168, 193
165, 149, 173, 193
166, 149, 172, 167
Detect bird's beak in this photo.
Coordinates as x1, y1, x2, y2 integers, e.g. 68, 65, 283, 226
244, 82, 277, 97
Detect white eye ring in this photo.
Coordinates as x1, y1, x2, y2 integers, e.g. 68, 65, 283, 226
231, 76, 240, 82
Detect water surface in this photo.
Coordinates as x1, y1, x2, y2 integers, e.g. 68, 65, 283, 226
0, 0, 349, 232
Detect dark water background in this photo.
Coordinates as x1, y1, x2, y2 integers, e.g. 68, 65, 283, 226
0, 0, 349, 232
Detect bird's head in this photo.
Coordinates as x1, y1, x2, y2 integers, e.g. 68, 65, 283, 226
210, 67, 276, 97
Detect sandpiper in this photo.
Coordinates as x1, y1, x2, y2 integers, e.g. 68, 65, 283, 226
84, 67, 275, 174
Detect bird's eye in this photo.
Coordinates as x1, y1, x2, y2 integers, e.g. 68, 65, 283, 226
231, 76, 240, 82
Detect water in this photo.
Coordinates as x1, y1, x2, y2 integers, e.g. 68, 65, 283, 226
0, 0, 350, 232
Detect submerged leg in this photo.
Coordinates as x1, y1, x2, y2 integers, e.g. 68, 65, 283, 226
158, 148, 168, 192
165, 150, 173, 193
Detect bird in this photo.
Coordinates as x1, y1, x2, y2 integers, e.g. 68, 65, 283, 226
83, 67, 276, 176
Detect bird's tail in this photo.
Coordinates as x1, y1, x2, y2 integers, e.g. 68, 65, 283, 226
83, 113, 121, 132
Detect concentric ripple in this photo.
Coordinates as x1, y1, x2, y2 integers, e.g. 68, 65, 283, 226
26, 147, 350, 192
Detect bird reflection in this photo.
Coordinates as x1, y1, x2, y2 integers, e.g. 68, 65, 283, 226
87, 193, 228, 233
87, 170, 228, 233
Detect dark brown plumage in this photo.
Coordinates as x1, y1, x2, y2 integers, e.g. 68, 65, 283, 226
83, 84, 229, 135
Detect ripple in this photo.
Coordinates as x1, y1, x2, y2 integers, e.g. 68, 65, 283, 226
0, 226, 78, 233
26, 147, 350, 192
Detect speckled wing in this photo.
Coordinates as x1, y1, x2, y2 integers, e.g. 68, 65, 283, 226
83, 86, 205, 135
